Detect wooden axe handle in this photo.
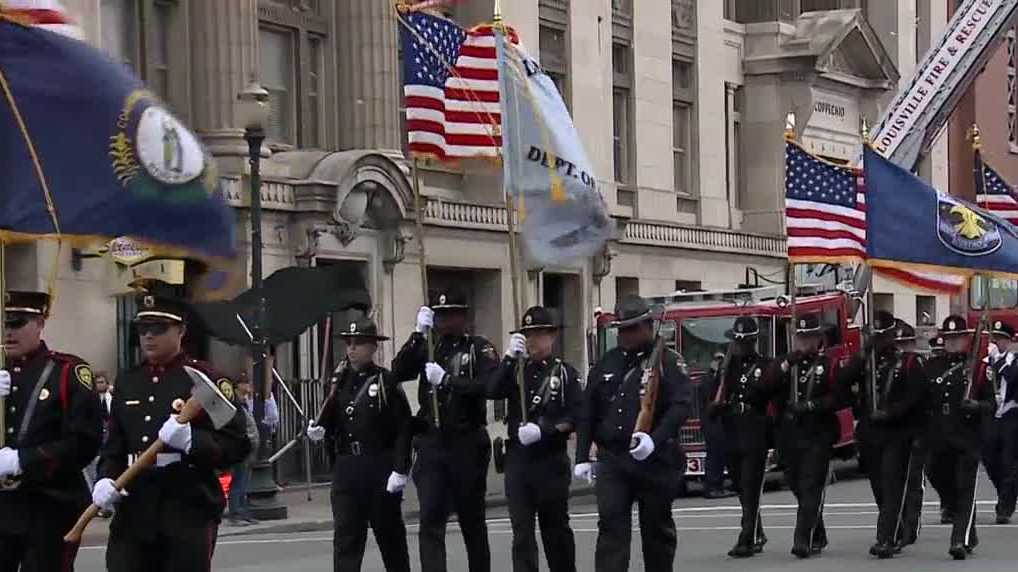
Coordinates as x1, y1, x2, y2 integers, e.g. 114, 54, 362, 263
64, 398, 203, 544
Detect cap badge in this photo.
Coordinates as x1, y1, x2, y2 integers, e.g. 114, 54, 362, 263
525, 315, 533, 325
996, 321, 1003, 330
949, 321, 956, 331
736, 323, 743, 333
439, 294, 447, 304
143, 295, 155, 308
799, 319, 806, 328
368, 383, 379, 398
349, 322, 357, 333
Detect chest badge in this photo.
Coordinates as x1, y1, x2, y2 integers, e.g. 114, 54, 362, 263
739, 375, 748, 384
754, 368, 762, 379
461, 354, 471, 366
368, 383, 379, 398
172, 398, 185, 413
39, 388, 50, 401
816, 365, 825, 376
549, 376, 561, 391
935, 377, 944, 385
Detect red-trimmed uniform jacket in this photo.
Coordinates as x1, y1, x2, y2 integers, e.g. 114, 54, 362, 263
100, 354, 250, 541
0, 342, 102, 534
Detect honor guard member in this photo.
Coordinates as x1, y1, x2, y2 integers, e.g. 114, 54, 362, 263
895, 320, 932, 546
930, 335, 946, 357
922, 315, 996, 560
982, 321, 1017, 524
92, 296, 251, 572
0, 291, 101, 572
307, 317, 412, 572
486, 306, 580, 572
703, 316, 770, 558
838, 311, 926, 558
923, 333, 955, 525
574, 295, 692, 572
392, 291, 498, 572
761, 313, 839, 558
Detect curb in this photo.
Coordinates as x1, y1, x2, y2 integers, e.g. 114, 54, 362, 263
220, 486, 596, 538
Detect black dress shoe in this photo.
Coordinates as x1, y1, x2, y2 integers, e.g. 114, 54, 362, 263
791, 545, 812, 559
753, 534, 767, 554
996, 514, 1011, 525
940, 510, 953, 524
704, 489, 738, 499
810, 538, 828, 555
870, 542, 895, 559
949, 544, 967, 560
728, 544, 755, 558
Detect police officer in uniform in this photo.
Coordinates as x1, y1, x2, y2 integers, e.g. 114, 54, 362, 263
982, 321, 1017, 524
392, 291, 498, 572
92, 296, 251, 572
0, 291, 101, 572
838, 311, 926, 558
307, 317, 412, 572
487, 306, 580, 572
575, 295, 692, 572
895, 320, 932, 546
922, 315, 995, 560
703, 316, 770, 558
762, 313, 839, 558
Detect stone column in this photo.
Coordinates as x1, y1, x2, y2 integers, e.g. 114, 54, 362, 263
335, 0, 401, 153
188, 0, 258, 159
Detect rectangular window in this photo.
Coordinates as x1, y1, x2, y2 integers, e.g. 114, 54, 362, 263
539, 24, 569, 108
100, 0, 137, 68
307, 35, 325, 148
613, 88, 631, 184
673, 102, 690, 194
611, 0, 632, 16
148, 0, 172, 100
916, 295, 937, 327
873, 293, 894, 315
616, 276, 639, 300
259, 26, 296, 144
674, 280, 702, 292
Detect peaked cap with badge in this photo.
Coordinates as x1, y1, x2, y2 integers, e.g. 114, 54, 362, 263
133, 294, 188, 323
939, 314, 972, 337
338, 317, 389, 341
512, 306, 559, 334
429, 290, 469, 312
609, 295, 654, 328
894, 319, 916, 342
793, 313, 823, 335
725, 316, 759, 341
929, 335, 945, 351
872, 310, 897, 336
990, 320, 1015, 339
5, 290, 51, 318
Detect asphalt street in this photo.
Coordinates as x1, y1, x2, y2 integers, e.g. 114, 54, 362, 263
76, 471, 1016, 571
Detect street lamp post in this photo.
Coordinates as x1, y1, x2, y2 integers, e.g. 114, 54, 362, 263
237, 81, 287, 520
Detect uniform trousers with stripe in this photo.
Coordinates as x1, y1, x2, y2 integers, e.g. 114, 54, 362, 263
503, 444, 576, 572
859, 434, 913, 545
0, 493, 82, 572
926, 441, 980, 549
106, 504, 219, 572
725, 447, 768, 547
898, 437, 929, 544
781, 442, 830, 550
983, 414, 1018, 519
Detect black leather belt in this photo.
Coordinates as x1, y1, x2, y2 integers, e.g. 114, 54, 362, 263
335, 441, 389, 456
729, 403, 757, 415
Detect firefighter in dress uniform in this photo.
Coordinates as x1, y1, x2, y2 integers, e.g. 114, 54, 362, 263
922, 315, 996, 560
761, 313, 838, 559
837, 311, 926, 558
307, 317, 412, 572
895, 320, 932, 546
91, 296, 251, 572
574, 295, 692, 572
391, 291, 498, 572
982, 321, 1018, 525
0, 291, 101, 572
703, 316, 771, 558
486, 306, 580, 572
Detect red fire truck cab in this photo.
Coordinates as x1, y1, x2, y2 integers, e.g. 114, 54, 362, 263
590, 285, 861, 490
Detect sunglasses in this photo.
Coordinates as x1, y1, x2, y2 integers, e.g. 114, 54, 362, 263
4, 317, 30, 330
136, 322, 172, 336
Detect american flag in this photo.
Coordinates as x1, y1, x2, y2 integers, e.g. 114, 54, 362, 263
976, 155, 1018, 226
398, 10, 516, 161
785, 142, 866, 262
1, 0, 81, 39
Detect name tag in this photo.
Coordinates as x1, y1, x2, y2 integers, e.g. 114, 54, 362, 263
125, 400, 141, 406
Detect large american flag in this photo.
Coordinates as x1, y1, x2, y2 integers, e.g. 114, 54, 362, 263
1, 0, 81, 39
785, 142, 866, 262
976, 156, 1018, 226
398, 10, 516, 161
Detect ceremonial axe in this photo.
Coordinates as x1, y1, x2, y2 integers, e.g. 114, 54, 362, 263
64, 366, 237, 544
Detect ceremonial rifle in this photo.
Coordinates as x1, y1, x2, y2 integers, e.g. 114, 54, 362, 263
631, 319, 666, 446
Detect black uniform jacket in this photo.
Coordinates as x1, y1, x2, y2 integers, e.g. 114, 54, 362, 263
703, 353, 772, 453
838, 348, 926, 443
922, 352, 995, 450
392, 332, 499, 435
762, 351, 842, 449
100, 353, 250, 540
320, 362, 413, 476
486, 355, 582, 455
576, 343, 692, 465
0, 342, 101, 534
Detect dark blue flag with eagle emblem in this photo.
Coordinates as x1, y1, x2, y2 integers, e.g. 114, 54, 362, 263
0, 19, 235, 285
864, 146, 1018, 278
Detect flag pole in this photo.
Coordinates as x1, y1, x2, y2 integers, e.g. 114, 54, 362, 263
861, 118, 878, 416
0, 241, 6, 450
968, 125, 996, 397
493, 0, 528, 424
410, 159, 441, 428
785, 113, 799, 404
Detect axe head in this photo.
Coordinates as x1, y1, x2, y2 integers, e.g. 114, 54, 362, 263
183, 366, 238, 429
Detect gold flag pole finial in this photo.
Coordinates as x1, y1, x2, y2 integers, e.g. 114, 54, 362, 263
860, 117, 871, 145
969, 123, 983, 151
493, 0, 503, 24
784, 112, 796, 141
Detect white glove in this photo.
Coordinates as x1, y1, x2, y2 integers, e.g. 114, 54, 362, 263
92, 478, 125, 511
573, 462, 594, 484
0, 448, 21, 478
307, 421, 326, 442
989, 342, 1001, 361
425, 362, 446, 386
0, 370, 9, 397
517, 422, 542, 446
158, 416, 193, 453
386, 472, 409, 494
629, 432, 655, 461
415, 306, 434, 333
505, 333, 527, 358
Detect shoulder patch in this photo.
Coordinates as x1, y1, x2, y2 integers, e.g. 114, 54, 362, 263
75, 364, 94, 389
217, 378, 235, 401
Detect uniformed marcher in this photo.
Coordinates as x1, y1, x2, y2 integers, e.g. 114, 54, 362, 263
922, 333, 957, 526
982, 320, 1017, 525
761, 313, 839, 558
922, 315, 996, 560
837, 311, 926, 558
92, 295, 251, 572
895, 320, 933, 546
307, 317, 412, 572
703, 316, 771, 558
486, 306, 580, 572
392, 291, 498, 572
575, 295, 692, 572
0, 291, 101, 572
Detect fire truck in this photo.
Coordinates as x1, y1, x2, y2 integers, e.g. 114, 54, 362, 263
590, 284, 861, 492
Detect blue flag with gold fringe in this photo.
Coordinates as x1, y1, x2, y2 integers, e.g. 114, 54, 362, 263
864, 146, 1018, 278
0, 20, 235, 282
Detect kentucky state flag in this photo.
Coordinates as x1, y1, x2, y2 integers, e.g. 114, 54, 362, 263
864, 146, 1018, 278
